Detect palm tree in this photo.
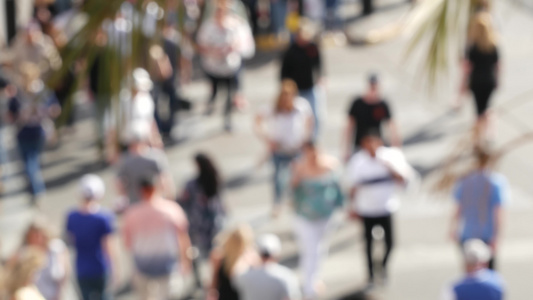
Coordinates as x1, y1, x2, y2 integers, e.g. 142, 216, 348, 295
48, 0, 187, 155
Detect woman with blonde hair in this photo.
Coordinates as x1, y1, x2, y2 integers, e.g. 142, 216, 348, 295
255, 79, 314, 216
208, 225, 259, 300
5, 247, 46, 300
14, 219, 70, 300
459, 11, 500, 141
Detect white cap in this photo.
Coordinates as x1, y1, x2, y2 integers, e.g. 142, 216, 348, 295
257, 234, 282, 258
463, 239, 491, 265
80, 174, 105, 200
133, 68, 153, 91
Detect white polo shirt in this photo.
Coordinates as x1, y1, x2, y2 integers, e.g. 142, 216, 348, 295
346, 147, 412, 217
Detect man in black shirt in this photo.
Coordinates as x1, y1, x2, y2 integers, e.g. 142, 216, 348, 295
343, 74, 401, 161
280, 21, 323, 136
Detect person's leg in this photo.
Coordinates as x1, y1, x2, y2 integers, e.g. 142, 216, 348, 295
224, 76, 236, 131
77, 277, 92, 300
78, 277, 110, 300
295, 216, 317, 298
134, 272, 151, 300
272, 153, 284, 204
154, 275, 171, 300
362, 217, 376, 283
206, 75, 219, 115
380, 215, 394, 279
18, 137, 45, 198
300, 88, 320, 138
163, 78, 178, 135
471, 84, 495, 142
362, 0, 374, 15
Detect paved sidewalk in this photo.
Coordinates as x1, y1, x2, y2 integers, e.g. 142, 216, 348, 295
1, 0, 533, 299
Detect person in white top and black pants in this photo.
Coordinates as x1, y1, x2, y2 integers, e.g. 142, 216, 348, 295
346, 130, 415, 288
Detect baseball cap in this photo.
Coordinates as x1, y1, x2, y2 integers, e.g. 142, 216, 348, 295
257, 234, 282, 258
463, 239, 491, 265
80, 174, 105, 200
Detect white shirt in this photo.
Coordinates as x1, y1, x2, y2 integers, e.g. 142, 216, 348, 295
262, 97, 312, 153
197, 17, 254, 76
346, 147, 412, 217
119, 91, 155, 143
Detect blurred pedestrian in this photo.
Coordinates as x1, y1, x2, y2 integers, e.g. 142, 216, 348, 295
14, 220, 70, 300
236, 234, 301, 300
343, 74, 401, 162
208, 225, 260, 300
346, 131, 415, 288
116, 68, 162, 153
122, 176, 192, 300
178, 153, 226, 288
255, 80, 314, 216
458, 12, 500, 142
0, 77, 11, 193
7, 82, 51, 205
5, 247, 46, 300
115, 122, 175, 211
197, 2, 255, 132
66, 174, 117, 300
442, 239, 504, 300
280, 20, 323, 137
291, 141, 343, 298
450, 147, 507, 270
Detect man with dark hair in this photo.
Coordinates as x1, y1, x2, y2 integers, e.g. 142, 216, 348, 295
236, 234, 301, 300
346, 132, 415, 288
343, 74, 401, 161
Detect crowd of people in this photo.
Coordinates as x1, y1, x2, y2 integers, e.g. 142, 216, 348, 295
0, 0, 509, 300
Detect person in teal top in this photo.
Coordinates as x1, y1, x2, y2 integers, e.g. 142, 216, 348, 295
291, 141, 344, 298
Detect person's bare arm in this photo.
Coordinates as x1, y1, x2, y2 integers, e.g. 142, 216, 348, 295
449, 204, 461, 242
344, 117, 355, 162
177, 228, 192, 275
387, 120, 402, 148
491, 206, 503, 252
348, 187, 359, 220
207, 250, 223, 300
160, 172, 176, 200
254, 114, 268, 142
305, 114, 315, 142
460, 59, 472, 95
56, 247, 71, 300
103, 235, 120, 288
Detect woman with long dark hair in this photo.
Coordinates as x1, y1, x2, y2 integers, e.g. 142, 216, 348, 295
179, 153, 225, 288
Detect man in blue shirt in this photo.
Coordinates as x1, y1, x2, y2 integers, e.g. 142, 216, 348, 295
443, 239, 504, 300
450, 147, 507, 270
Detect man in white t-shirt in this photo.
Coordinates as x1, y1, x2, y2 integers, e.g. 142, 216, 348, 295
346, 131, 414, 287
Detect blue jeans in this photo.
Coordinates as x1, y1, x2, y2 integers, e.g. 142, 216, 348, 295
272, 152, 298, 203
17, 127, 45, 197
271, 0, 288, 35
299, 88, 320, 138
325, 0, 343, 30
153, 78, 178, 135
78, 276, 111, 300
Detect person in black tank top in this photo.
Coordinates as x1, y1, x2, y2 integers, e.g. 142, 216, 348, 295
208, 225, 259, 300
459, 12, 500, 141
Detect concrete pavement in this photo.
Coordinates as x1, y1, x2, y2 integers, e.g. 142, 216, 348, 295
1, 0, 533, 299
